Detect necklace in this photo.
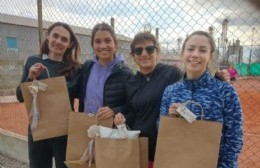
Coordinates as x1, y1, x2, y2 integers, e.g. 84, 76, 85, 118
145, 72, 153, 82
141, 67, 155, 82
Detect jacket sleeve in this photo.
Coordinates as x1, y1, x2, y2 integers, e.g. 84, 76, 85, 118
16, 60, 32, 102
217, 85, 243, 168
77, 61, 93, 112
122, 104, 135, 128
165, 65, 183, 84
157, 85, 172, 128
71, 66, 83, 99
111, 69, 134, 114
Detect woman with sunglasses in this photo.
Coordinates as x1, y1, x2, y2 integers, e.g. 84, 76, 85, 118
114, 32, 182, 167
114, 31, 229, 168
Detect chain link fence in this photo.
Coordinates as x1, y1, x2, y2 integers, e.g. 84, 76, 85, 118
0, 0, 260, 167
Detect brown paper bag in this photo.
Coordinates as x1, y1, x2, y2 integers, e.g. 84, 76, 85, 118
154, 116, 222, 168
65, 112, 113, 168
64, 160, 91, 168
20, 76, 71, 141
65, 139, 148, 168
95, 137, 140, 168
139, 137, 148, 168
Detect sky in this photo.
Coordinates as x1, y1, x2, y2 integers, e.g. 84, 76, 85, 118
1, 0, 260, 59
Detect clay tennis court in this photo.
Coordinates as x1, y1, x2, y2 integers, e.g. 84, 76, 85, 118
0, 77, 259, 167
233, 77, 260, 168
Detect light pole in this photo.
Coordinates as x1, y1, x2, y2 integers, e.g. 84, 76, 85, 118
248, 27, 256, 75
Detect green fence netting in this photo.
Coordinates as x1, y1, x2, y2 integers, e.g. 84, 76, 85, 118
235, 63, 260, 76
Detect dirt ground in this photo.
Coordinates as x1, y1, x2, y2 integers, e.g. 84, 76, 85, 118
0, 77, 259, 167
0, 153, 29, 168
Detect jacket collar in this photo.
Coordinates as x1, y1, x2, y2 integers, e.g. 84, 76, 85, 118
183, 71, 212, 90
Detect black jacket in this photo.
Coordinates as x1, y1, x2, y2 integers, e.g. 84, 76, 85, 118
77, 60, 133, 113
124, 63, 182, 161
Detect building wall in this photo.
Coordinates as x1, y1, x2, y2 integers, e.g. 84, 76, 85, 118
0, 22, 132, 93
0, 23, 39, 60
0, 22, 132, 60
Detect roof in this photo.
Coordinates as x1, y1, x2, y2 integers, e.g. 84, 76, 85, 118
0, 13, 131, 42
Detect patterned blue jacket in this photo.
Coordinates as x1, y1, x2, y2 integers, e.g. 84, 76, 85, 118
159, 71, 243, 168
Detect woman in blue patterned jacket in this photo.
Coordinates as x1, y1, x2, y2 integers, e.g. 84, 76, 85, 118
159, 31, 243, 168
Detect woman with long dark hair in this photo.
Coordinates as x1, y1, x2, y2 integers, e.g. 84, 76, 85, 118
16, 22, 81, 168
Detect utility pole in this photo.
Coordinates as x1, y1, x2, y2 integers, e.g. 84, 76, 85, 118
248, 27, 256, 75
155, 28, 159, 42
177, 37, 183, 53
37, 0, 43, 49
221, 18, 229, 61
110, 17, 115, 30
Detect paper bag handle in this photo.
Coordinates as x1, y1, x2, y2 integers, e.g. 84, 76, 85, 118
110, 124, 131, 139
85, 99, 101, 117
44, 67, 50, 78
181, 100, 204, 120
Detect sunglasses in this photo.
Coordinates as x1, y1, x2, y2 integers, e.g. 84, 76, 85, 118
133, 46, 157, 56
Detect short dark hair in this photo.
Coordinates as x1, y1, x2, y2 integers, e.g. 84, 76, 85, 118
130, 32, 160, 56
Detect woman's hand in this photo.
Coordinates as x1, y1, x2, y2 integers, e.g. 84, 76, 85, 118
28, 63, 46, 80
96, 106, 115, 120
114, 112, 126, 126
169, 103, 181, 117
216, 69, 230, 81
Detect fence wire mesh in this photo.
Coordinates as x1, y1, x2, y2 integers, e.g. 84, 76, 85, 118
0, 0, 260, 167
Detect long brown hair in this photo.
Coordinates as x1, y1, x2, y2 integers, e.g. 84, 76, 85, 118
40, 22, 81, 79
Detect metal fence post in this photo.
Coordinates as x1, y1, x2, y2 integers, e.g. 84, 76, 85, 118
37, 0, 43, 50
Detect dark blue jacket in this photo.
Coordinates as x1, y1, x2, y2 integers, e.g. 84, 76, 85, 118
77, 60, 133, 113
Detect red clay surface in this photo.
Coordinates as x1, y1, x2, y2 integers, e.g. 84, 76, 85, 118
233, 77, 260, 167
0, 102, 28, 136
0, 77, 259, 167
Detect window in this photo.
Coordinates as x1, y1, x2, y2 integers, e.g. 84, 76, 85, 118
6, 36, 18, 49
